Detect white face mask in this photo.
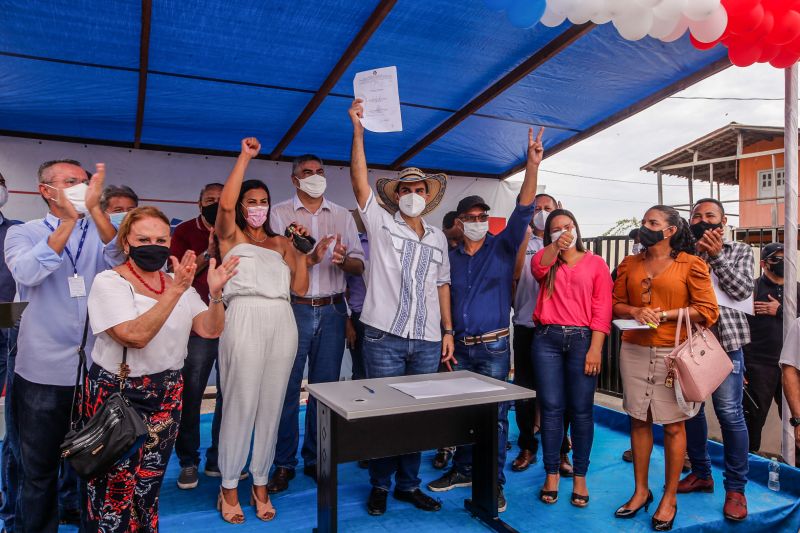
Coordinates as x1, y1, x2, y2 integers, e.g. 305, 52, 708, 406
46, 182, 89, 214
398, 193, 426, 218
550, 228, 578, 248
108, 212, 126, 227
296, 174, 327, 198
462, 221, 489, 242
0, 186, 8, 209
533, 209, 549, 231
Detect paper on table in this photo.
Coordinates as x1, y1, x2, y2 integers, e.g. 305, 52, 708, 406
612, 319, 652, 331
389, 377, 505, 400
353, 66, 403, 133
711, 271, 754, 315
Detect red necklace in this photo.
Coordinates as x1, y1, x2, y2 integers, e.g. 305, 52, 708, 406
126, 260, 166, 295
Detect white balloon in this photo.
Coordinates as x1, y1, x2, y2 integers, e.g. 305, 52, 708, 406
637, 0, 663, 7
660, 14, 690, 42
592, 10, 614, 24
567, 0, 603, 24
612, 5, 654, 41
688, 3, 727, 42
603, 0, 629, 19
540, 5, 567, 27
649, 14, 679, 39
547, 0, 577, 16
653, 0, 688, 21
683, 0, 720, 22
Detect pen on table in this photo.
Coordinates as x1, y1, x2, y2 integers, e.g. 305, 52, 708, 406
646, 322, 658, 329
363, 385, 375, 394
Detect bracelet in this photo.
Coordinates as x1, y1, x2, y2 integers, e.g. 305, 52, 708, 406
661, 310, 668, 322
208, 294, 223, 304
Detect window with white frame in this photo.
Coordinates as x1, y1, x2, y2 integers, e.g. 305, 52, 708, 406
757, 168, 785, 202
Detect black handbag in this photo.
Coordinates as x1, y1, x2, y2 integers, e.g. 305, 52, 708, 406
60, 317, 148, 480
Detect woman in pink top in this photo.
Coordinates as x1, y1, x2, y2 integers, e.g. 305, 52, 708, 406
530, 209, 613, 508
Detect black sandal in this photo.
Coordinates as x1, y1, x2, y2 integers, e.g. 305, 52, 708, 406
539, 489, 558, 504
571, 492, 589, 507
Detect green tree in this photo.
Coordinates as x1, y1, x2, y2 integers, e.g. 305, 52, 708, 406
603, 217, 640, 237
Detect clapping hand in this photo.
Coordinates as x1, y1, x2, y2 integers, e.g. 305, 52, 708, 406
207, 255, 239, 297
527, 127, 545, 166
170, 251, 198, 293
241, 137, 261, 159
696, 227, 724, 258
85, 163, 106, 212
331, 234, 347, 266
308, 235, 336, 266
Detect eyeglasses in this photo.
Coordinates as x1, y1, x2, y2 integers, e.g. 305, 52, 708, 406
766, 257, 783, 264
641, 277, 653, 305
460, 214, 489, 223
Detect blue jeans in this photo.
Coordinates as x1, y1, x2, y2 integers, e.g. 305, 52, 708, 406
274, 300, 347, 470
175, 336, 221, 469
1, 326, 18, 531
451, 337, 510, 485
363, 325, 441, 491
533, 326, 597, 477
685, 347, 749, 493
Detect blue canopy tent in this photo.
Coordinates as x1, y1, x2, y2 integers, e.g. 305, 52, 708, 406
0, 0, 730, 179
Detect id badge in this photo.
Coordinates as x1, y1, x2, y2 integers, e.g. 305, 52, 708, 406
68, 275, 86, 298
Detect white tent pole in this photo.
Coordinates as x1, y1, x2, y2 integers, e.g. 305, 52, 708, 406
783, 64, 798, 465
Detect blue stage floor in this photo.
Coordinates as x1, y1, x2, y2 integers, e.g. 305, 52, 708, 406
33, 404, 800, 532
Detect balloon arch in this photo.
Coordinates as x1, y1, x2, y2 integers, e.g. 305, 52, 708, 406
485, 0, 800, 69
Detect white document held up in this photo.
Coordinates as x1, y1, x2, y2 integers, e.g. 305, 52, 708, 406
353, 66, 403, 133
711, 272, 754, 315
613, 319, 651, 331
389, 377, 504, 400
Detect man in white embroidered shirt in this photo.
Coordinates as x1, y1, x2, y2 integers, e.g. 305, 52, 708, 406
348, 98, 454, 517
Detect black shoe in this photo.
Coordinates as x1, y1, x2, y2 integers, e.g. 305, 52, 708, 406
615, 490, 654, 519
267, 466, 296, 494
203, 463, 248, 480
427, 469, 472, 492
498, 485, 507, 513
393, 488, 442, 512
432, 448, 453, 470
59, 508, 81, 526
652, 504, 677, 531
177, 465, 199, 490
368, 488, 388, 516
303, 464, 317, 483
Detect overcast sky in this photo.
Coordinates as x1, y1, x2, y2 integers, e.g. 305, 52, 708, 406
507, 62, 788, 236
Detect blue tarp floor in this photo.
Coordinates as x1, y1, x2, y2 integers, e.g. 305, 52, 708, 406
37, 405, 800, 532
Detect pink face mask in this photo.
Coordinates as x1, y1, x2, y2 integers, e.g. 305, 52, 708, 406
244, 205, 268, 228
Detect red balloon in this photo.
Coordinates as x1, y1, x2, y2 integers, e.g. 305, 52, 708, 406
728, 36, 764, 66
769, 48, 800, 67
722, 0, 761, 13
766, 9, 800, 44
758, 42, 782, 61
786, 32, 800, 53
728, 3, 765, 35
691, 34, 721, 50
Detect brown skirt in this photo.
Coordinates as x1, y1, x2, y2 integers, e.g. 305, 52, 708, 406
620, 341, 695, 424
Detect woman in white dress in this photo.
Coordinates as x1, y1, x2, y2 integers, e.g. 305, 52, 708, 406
215, 137, 332, 523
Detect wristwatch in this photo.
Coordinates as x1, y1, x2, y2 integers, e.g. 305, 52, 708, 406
203, 250, 211, 261
790, 417, 800, 427
443, 329, 455, 336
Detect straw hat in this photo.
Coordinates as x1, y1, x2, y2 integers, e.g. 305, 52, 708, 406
375, 167, 447, 217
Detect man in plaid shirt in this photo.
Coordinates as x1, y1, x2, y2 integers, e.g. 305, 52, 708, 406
679, 198, 753, 522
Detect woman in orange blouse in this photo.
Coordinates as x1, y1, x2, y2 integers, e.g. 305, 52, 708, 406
612, 205, 718, 532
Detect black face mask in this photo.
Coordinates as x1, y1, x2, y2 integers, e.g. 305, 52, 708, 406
769, 261, 785, 278
690, 221, 722, 241
128, 244, 170, 272
638, 226, 665, 248
201, 203, 219, 226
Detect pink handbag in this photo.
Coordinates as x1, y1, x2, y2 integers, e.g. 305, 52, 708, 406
665, 308, 733, 412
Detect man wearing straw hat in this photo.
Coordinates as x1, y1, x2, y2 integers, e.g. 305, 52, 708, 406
348, 98, 454, 516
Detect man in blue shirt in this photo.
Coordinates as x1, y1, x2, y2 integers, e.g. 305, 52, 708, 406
426, 128, 543, 512
5, 159, 120, 533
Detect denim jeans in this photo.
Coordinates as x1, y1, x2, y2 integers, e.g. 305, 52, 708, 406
363, 325, 441, 491
350, 312, 367, 380
13, 374, 75, 533
274, 300, 347, 470
685, 347, 749, 493
1, 326, 18, 531
175, 336, 221, 469
532, 325, 596, 477
452, 337, 510, 485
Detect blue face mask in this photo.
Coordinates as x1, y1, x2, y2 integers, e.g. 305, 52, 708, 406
108, 212, 127, 227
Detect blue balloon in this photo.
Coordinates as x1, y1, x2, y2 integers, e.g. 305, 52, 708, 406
484, 0, 512, 11
506, 0, 547, 29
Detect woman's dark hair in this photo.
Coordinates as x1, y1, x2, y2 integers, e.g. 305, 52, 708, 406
645, 205, 696, 259
235, 179, 278, 237
541, 209, 585, 298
